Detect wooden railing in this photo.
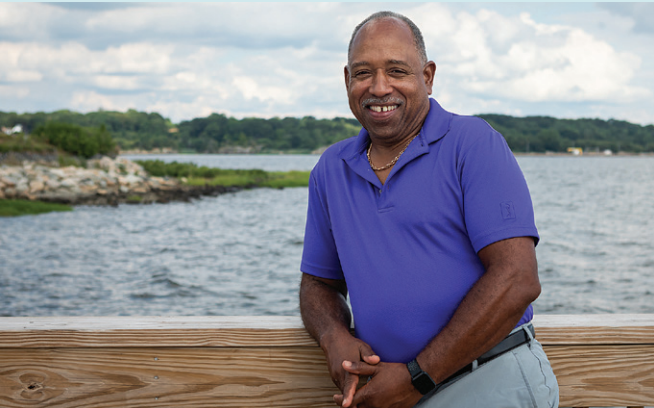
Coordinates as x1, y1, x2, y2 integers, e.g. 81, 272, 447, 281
0, 315, 652, 407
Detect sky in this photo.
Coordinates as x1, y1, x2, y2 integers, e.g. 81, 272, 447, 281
1, 2, 654, 125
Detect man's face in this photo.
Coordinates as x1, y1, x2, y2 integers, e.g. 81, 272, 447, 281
345, 18, 435, 143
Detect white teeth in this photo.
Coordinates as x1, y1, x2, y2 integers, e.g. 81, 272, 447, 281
369, 105, 397, 112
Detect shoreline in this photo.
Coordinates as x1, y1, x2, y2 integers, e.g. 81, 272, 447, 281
514, 151, 654, 157
0, 156, 247, 208
118, 151, 654, 157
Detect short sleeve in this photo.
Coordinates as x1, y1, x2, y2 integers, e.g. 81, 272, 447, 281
300, 171, 345, 279
460, 124, 539, 253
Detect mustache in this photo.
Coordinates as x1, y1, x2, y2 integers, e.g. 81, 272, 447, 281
361, 97, 403, 109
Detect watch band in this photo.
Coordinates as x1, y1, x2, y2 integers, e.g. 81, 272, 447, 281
407, 358, 437, 395
406, 359, 422, 377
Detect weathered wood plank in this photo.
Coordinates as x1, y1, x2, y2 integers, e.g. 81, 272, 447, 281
0, 317, 317, 349
534, 315, 654, 346
3, 345, 653, 407
0, 328, 318, 349
533, 315, 654, 328
544, 345, 654, 407
2, 315, 654, 349
0, 347, 338, 408
1, 315, 654, 407
0, 316, 307, 332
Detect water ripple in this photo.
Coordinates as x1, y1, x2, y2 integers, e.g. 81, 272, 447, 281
2, 156, 653, 316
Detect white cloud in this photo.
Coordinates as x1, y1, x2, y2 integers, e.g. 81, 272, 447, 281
0, 3, 653, 125
411, 7, 649, 108
597, 3, 654, 34
6, 70, 42, 82
70, 91, 127, 112
146, 98, 215, 122
0, 3, 64, 40
0, 85, 30, 99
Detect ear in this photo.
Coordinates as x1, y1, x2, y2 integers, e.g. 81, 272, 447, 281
423, 61, 436, 95
344, 65, 351, 92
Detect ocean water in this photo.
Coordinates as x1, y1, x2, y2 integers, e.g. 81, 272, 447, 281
1, 154, 653, 316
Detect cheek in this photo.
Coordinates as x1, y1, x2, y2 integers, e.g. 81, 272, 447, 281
348, 80, 370, 96
347, 90, 364, 109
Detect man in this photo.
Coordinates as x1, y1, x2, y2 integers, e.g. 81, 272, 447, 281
299, 11, 558, 408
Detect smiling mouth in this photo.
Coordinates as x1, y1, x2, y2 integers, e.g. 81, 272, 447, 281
368, 105, 399, 113
362, 97, 403, 113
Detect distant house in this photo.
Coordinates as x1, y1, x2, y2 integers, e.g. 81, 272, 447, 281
2, 124, 23, 135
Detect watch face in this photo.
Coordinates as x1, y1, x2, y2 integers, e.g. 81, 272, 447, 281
413, 372, 436, 394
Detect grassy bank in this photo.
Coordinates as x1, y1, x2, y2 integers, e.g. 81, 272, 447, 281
136, 160, 310, 188
0, 199, 73, 217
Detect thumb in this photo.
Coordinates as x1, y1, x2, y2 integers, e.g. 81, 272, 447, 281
342, 360, 378, 376
363, 354, 380, 365
359, 343, 380, 364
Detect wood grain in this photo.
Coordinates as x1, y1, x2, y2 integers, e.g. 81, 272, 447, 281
2, 315, 654, 407
534, 315, 654, 345
0, 347, 338, 408
0, 328, 319, 349
3, 315, 654, 348
0, 316, 318, 349
544, 345, 654, 407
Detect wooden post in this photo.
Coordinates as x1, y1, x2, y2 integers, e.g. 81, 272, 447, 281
0, 314, 653, 407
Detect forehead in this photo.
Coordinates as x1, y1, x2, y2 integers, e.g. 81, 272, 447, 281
349, 18, 418, 64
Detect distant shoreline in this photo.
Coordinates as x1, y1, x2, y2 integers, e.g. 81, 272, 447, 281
118, 151, 654, 158
513, 151, 654, 157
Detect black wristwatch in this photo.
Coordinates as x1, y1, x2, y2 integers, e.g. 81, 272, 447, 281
407, 358, 437, 395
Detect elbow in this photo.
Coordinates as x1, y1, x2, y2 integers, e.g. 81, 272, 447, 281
525, 278, 541, 305
515, 265, 541, 308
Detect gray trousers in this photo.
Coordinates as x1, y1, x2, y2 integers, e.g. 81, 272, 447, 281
414, 323, 559, 408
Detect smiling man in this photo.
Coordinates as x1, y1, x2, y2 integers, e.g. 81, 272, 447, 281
299, 11, 558, 408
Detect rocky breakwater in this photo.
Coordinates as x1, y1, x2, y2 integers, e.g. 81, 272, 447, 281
0, 157, 236, 206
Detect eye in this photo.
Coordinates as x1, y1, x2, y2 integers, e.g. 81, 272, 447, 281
389, 69, 408, 76
353, 70, 371, 78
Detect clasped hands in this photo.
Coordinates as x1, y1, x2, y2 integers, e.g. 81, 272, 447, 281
324, 335, 423, 408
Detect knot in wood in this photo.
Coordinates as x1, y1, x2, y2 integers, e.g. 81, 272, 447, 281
26, 382, 43, 391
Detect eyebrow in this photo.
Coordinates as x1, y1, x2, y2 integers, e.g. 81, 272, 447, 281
387, 59, 410, 67
349, 59, 411, 70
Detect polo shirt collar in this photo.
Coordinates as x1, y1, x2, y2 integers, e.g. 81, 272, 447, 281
337, 98, 452, 185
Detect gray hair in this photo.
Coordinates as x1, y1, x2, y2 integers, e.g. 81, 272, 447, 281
347, 11, 428, 65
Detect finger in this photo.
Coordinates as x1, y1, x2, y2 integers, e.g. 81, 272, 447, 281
350, 383, 370, 408
362, 354, 380, 365
334, 394, 358, 408
358, 343, 379, 363
342, 360, 377, 376
340, 372, 359, 407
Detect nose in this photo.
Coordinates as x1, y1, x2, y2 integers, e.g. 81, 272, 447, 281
369, 70, 392, 96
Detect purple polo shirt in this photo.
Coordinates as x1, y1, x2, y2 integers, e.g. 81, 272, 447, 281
301, 98, 539, 363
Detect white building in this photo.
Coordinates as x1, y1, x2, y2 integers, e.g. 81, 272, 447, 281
2, 124, 23, 135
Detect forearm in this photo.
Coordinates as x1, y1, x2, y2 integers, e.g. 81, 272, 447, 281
417, 237, 541, 384
300, 273, 381, 407
299, 273, 353, 348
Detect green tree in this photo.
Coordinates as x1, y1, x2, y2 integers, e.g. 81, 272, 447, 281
538, 129, 563, 152
32, 122, 116, 158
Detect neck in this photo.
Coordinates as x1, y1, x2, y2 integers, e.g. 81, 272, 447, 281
366, 131, 419, 179
368, 128, 420, 160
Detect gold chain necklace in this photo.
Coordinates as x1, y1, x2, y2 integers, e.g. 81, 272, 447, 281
367, 134, 419, 172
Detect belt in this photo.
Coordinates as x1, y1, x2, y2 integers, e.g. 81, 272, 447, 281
442, 323, 535, 385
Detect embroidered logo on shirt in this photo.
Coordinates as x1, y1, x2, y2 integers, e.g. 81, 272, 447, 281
501, 201, 516, 220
